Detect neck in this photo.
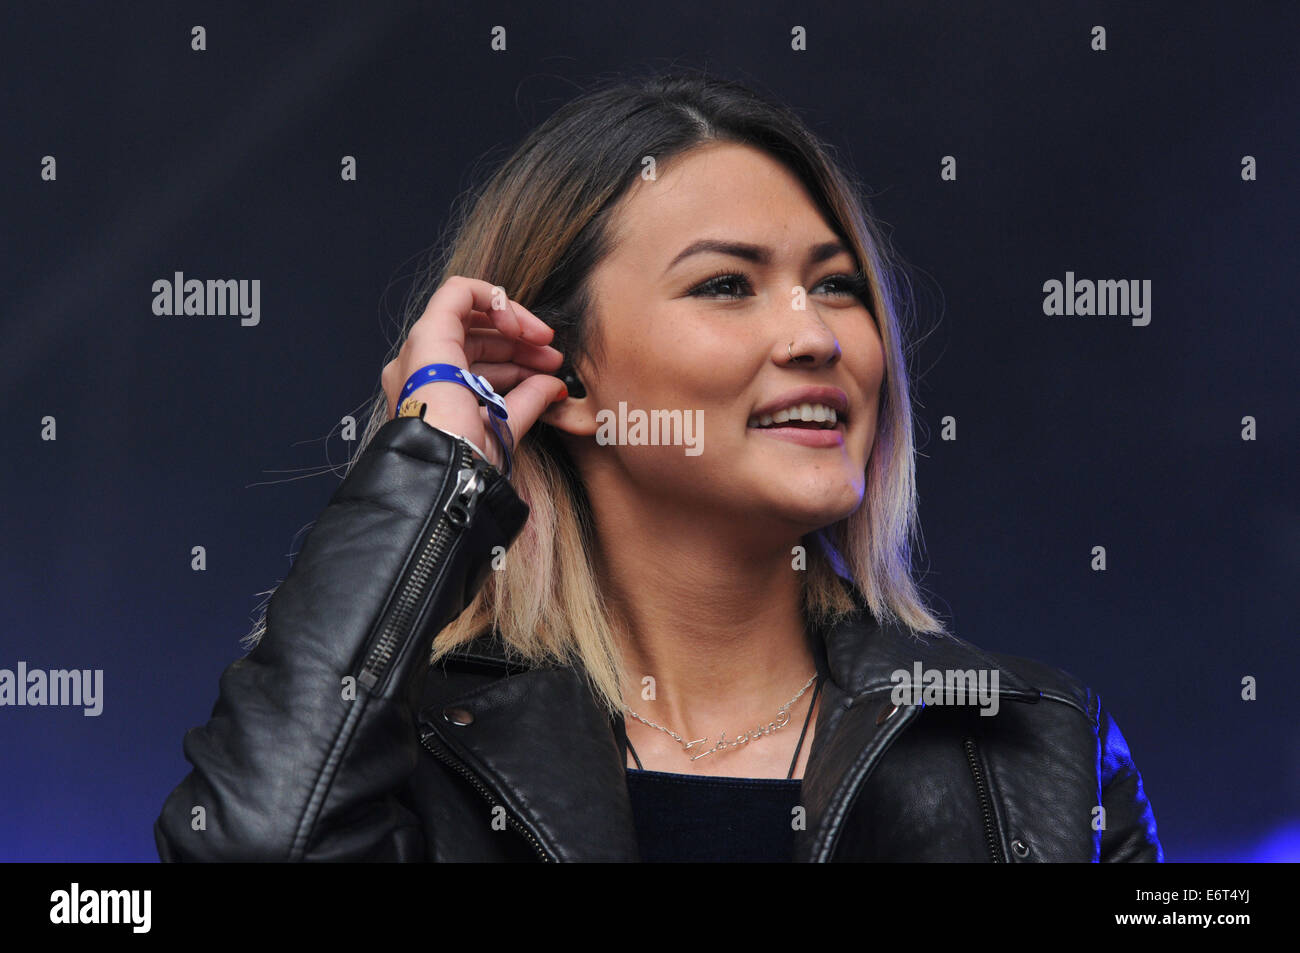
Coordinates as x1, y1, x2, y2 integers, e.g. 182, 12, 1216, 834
590, 498, 819, 743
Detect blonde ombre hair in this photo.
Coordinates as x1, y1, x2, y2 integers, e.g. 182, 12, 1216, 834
247, 69, 948, 717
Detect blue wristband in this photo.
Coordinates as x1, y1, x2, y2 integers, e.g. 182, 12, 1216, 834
400, 363, 514, 480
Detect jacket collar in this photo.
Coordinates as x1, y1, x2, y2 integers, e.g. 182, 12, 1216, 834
817, 584, 1041, 702
418, 580, 1042, 861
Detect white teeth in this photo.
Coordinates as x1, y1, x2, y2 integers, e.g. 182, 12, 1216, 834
748, 402, 843, 429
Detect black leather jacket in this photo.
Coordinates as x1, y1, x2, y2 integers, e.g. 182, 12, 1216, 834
155, 416, 1164, 862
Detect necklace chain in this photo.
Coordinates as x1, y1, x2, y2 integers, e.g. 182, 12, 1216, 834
623, 672, 819, 762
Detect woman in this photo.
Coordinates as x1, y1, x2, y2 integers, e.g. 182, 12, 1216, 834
155, 71, 1163, 862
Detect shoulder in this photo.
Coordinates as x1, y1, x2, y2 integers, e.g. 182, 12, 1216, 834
976, 645, 1102, 728
977, 647, 1148, 788
935, 640, 1164, 860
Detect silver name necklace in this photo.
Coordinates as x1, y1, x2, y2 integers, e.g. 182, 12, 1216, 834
623, 672, 819, 762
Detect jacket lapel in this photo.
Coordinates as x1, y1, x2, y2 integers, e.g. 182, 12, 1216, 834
419, 658, 641, 861
797, 587, 1043, 860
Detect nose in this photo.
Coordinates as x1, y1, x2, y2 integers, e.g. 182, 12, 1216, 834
780, 317, 842, 368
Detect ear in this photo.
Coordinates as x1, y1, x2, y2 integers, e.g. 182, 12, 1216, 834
539, 389, 600, 437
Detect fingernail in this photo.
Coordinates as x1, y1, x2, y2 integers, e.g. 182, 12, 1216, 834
557, 384, 569, 400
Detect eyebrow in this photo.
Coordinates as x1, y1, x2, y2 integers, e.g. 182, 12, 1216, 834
663, 239, 852, 276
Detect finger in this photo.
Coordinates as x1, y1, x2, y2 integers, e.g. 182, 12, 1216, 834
466, 363, 551, 395
463, 309, 501, 331
500, 373, 569, 435
464, 328, 564, 371
411, 276, 524, 348
460, 283, 554, 345
506, 299, 556, 346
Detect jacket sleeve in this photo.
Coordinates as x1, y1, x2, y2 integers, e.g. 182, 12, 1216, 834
154, 416, 529, 861
1096, 700, 1165, 862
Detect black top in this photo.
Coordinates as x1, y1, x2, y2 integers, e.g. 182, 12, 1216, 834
614, 672, 824, 862
624, 767, 802, 862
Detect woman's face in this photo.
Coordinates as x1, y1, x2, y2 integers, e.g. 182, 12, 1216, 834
548, 141, 885, 537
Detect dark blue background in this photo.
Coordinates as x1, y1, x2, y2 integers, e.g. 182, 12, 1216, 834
2, 0, 1296, 861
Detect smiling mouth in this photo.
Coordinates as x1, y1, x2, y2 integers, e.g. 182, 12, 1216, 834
747, 403, 844, 430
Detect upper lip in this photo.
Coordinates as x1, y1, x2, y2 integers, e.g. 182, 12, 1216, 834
750, 385, 850, 424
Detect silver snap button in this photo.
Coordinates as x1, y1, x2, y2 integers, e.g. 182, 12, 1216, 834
1011, 839, 1030, 858
443, 707, 474, 726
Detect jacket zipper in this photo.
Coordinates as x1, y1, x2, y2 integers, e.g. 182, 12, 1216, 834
354, 434, 551, 860
963, 737, 1006, 862
419, 729, 553, 862
356, 440, 479, 693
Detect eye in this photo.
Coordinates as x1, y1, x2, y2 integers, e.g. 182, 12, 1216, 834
687, 269, 874, 307
689, 271, 754, 299
815, 272, 873, 301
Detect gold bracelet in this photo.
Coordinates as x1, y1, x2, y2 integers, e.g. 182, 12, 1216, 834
397, 396, 427, 420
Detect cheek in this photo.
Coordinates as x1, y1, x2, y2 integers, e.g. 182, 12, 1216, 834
848, 322, 887, 394
608, 339, 749, 418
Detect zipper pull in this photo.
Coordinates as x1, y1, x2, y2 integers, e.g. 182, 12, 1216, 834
443, 462, 486, 528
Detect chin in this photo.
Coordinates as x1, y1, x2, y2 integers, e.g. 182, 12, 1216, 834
753, 487, 863, 532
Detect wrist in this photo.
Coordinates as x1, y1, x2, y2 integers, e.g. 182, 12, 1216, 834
395, 396, 500, 474
429, 427, 494, 468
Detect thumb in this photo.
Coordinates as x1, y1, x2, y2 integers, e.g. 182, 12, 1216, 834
500, 373, 568, 439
